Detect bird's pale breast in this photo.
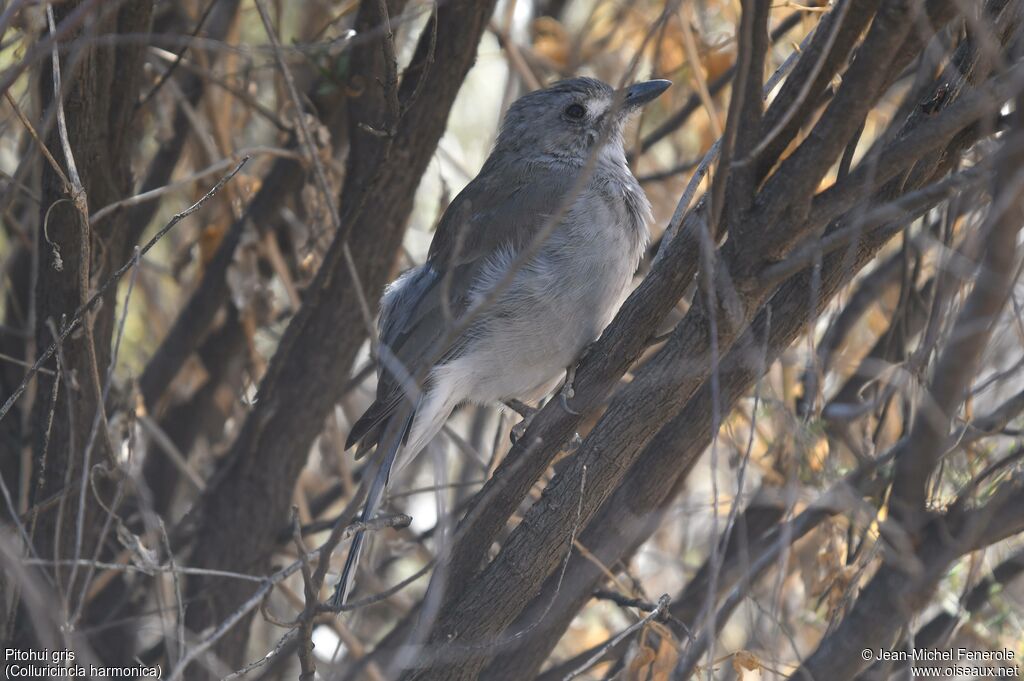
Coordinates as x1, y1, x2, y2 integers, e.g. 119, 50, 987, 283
440, 171, 649, 406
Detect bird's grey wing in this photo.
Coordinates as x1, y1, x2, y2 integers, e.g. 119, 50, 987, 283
411, 164, 579, 363
346, 266, 438, 450
426, 165, 576, 274
346, 166, 576, 450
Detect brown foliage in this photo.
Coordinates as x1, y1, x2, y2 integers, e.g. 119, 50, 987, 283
1, 1, 1023, 680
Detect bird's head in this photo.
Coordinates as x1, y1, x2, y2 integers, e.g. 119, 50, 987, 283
493, 77, 671, 164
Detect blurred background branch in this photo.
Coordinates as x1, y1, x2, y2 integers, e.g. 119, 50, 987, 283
1, 0, 1022, 680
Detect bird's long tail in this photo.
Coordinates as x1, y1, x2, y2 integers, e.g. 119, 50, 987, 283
331, 405, 416, 608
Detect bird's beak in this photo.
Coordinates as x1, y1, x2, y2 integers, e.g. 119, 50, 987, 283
620, 79, 672, 111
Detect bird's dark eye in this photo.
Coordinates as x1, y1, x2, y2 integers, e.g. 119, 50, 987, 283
564, 103, 586, 120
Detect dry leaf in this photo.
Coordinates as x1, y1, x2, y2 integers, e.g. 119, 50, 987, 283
532, 17, 570, 68
626, 630, 679, 681
626, 640, 658, 679
733, 650, 763, 678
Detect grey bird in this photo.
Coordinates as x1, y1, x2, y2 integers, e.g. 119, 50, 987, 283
333, 77, 670, 606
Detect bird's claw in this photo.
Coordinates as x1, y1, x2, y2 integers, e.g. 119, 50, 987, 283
506, 400, 538, 445
559, 355, 583, 415
559, 387, 580, 415
504, 399, 536, 419
510, 418, 530, 445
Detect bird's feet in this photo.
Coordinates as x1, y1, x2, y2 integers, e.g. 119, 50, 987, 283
559, 368, 579, 415
560, 342, 595, 415
504, 399, 537, 445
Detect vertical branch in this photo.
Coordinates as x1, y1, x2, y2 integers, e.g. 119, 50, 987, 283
890, 96, 1024, 526
710, 0, 770, 238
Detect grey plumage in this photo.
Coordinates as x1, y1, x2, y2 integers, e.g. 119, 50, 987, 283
332, 76, 670, 607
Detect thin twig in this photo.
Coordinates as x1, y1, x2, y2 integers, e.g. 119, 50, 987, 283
0, 157, 249, 425
4, 91, 71, 193
136, 415, 207, 492
90, 147, 300, 225
291, 509, 318, 680
46, 4, 86, 217
69, 245, 144, 624
221, 630, 300, 681
24, 558, 270, 583
166, 512, 410, 680
135, 0, 221, 113
160, 520, 187, 666
561, 594, 670, 680
679, 4, 722, 139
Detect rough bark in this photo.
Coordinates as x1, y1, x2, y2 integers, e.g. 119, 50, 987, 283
26, 0, 153, 660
